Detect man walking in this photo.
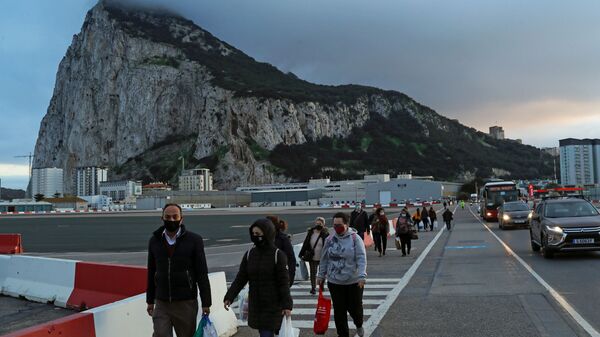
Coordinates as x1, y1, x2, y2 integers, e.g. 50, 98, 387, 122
349, 204, 370, 240
147, 203, 212, 337
443, 208, 454, 231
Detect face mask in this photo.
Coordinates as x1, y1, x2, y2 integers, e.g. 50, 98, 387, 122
163, 219, 181, 232
315, 224, 323, 230
380, 212, 385, 216
334, 225, 345, 235
251, 235, 265, 246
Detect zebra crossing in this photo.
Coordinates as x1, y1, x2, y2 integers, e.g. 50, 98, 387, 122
231, 278, 401, 330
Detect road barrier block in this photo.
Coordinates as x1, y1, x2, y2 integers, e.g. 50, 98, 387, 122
1, 313, 96, 337
207, 272, 238, 337
67, 262, 146, 310
86, 294, 152, 337
0, 233, 23, 254
0, 255, 77, 307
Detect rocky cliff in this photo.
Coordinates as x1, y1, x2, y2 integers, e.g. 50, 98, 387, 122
32, 1, 553, 191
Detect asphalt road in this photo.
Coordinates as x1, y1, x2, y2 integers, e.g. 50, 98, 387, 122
0, 207, 386, 253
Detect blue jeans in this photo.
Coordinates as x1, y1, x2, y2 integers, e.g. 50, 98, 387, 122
259, 329, 275, 337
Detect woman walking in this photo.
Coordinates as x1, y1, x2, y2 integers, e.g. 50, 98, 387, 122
428, 207, 437, 231
420, 206, 430, 231
298, 217, 329, 295
372, 207, 389, 256
317, 212, 367, 337
412, 208, 421, 232
268, 215, 296, 287
395, 208, 413, 256
224, 219, 293, 337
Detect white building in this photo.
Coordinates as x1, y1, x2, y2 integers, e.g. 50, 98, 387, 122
489, 126, 505, 140
99, 180, 142, 201
31, 167, 63, 197
179, 169, 213, 191
559, 138, 600, 186
80, 195, 112, 210
74, 167, 108, 196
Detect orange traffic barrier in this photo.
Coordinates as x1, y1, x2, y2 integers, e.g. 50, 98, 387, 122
0, 234, 23, 254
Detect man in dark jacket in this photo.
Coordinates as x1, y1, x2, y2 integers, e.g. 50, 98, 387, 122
147, 203, 211, 337
349, 204, 370, 240
442, 208, 454, 231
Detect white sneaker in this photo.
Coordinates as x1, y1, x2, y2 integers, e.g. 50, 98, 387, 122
356, 326, 364, 337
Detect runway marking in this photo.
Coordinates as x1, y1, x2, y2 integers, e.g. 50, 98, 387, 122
468, 207, 600, 337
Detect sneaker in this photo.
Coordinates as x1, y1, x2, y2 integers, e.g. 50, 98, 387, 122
309, 288, 316, 295
357, 326, 364, 337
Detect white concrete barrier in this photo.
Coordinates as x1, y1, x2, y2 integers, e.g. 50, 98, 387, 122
293, 244, 309, 281
0, 255, 77, 307
86, 272, 237, 337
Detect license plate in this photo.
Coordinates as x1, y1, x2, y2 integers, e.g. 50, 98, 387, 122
573, 238, 594, 244
514, 220, 525, 224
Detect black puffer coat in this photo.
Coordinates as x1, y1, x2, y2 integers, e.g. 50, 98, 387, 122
224, 219, 293, 332
274, 230, 296, 286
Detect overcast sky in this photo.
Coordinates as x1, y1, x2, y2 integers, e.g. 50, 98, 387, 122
1, 0, 599, 189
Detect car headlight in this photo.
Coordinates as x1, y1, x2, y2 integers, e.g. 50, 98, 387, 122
528, 212, 533, 219
502, 214, 510, 221
545, 225, 563, 234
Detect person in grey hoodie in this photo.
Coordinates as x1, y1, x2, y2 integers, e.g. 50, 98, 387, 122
317, 212, 367, 337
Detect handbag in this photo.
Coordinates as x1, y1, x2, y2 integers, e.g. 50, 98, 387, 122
313, 285, 332, 334
395, 237, 401, 249
301, 234, 320, 261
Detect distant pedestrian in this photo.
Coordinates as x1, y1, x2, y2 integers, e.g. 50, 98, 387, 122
460, 200, 465, 209
268, 215, 296, 287
420, 207, 430, 231
224, 219, 293, 337
443, 201, 447, 208
372, 207, 389, 257
298, 217, 329, 295
412, 208, 422, 232
146, 203, 211, 337
395, 208, 413, 256
317, 212, 367, 337
428, 207, 437, 230
443, 208, 454, 230
368, 206, 379, 251
350, 204, 370, 240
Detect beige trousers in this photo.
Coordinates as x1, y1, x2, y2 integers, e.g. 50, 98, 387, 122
152, 299, 198, 337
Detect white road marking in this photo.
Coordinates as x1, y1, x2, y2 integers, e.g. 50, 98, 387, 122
468, 207, 600, 337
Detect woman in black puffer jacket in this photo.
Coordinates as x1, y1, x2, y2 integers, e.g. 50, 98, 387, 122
224, 219, 293, 336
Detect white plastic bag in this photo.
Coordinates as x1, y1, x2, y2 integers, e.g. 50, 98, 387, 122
277, 316, 300, 337
418, 221, 424, 230
433, 220, 438, 230
237, 287, 249, 321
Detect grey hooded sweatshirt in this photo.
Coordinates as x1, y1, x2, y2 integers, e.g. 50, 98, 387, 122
317, 227, 367, 285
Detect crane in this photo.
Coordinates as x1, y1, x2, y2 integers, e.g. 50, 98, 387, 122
14, 152, 34, 180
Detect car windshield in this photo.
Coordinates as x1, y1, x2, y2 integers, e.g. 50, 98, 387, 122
503, 203, 529, 211
544, 202, 600, 218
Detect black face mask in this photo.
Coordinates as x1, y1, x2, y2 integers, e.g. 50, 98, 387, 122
315, 224, 323, 230
251, 234, 265, 246
163, 219, 181, 232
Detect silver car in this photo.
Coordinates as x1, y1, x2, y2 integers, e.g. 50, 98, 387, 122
497, 201, 531, 230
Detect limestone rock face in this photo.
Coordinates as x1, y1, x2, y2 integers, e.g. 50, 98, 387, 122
32, 2, 438, 190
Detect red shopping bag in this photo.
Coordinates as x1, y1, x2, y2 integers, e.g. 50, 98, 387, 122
314, 285, 331, 334
363, 232, 374, 248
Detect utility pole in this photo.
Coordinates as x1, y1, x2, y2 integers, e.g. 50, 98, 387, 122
553, 158, 557, 183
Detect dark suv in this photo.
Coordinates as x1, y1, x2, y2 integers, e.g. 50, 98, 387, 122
529, 197, 600, 258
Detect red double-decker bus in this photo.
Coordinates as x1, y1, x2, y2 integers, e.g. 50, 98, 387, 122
479, 181, 520, 221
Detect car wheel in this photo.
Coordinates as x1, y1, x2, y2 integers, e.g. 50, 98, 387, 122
530, 229, 540, 252
541, 233, 554, 259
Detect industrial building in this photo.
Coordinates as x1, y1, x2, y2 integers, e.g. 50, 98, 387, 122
136, 190, 250, 210
99, 180, 142, 201
0, 201, 53, 213
560, 138, 600, 186
365, 179, 443, 205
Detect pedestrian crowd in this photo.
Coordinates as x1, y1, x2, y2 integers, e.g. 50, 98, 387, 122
146, 202, 455, 337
